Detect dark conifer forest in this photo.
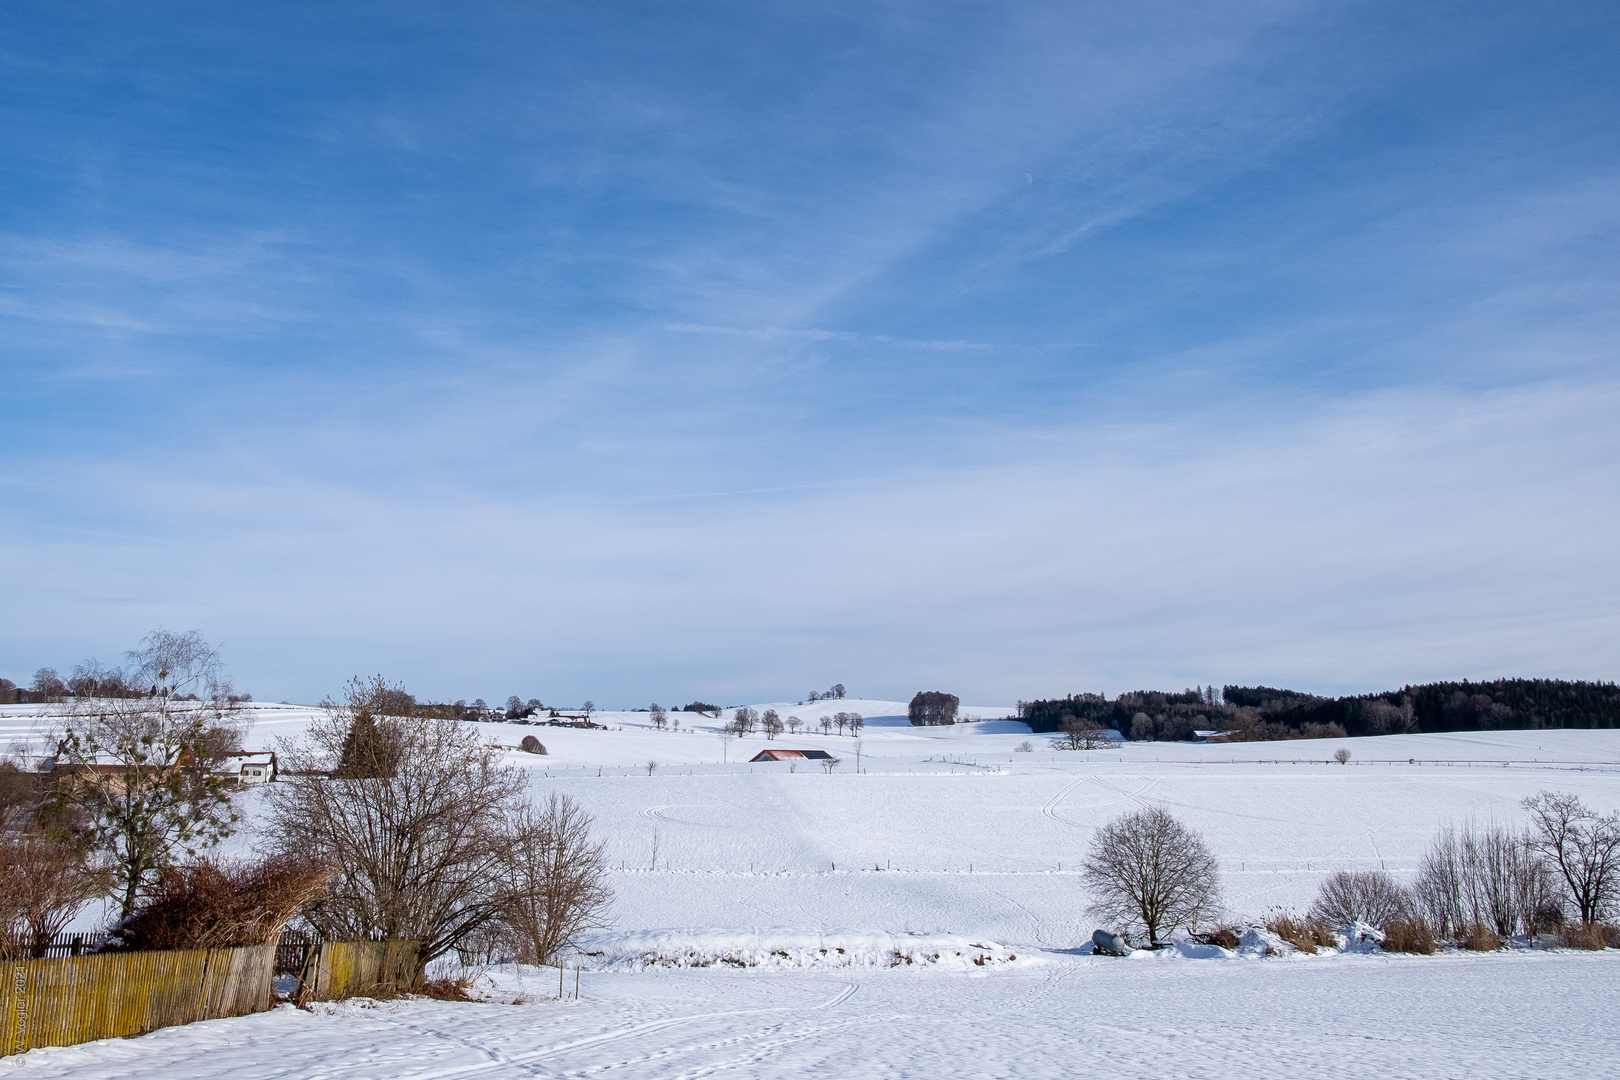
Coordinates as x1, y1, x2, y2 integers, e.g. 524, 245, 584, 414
1019, 679, 1620, 741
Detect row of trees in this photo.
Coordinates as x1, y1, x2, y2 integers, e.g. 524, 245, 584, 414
2, 655, 251, 705
721, 708, 865, 738
1083, 792, 1620, 949
0, 634, 611, 972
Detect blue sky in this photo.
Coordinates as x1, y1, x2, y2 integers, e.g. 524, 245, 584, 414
3, 1, 1618, 706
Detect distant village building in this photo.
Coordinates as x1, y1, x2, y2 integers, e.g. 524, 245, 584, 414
1192, 730, 1234, 743
749, 749, 834, 762
50, 750, 277, 789
224, 751, 277, 784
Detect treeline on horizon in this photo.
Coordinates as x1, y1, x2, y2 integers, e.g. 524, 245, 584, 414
1019, 679, 1620, 741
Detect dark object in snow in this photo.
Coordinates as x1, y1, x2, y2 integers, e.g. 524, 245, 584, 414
520, 735, 547, 754
1092, 929, 1130, 956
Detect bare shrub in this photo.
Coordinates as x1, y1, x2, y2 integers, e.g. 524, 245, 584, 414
1265, 912, 1334, 954
0, 832, 109, 958
1083, 807, 1220, 945
1333, 748, 1351, 765
112, 855, 326, 951
1522, 791, 1620, 925
1381, 917, 1437, 954
1014, 741, 1033, 753
492, 794, 611, 966
1460, 923, 1502, 952
1310, 870, 1408, 929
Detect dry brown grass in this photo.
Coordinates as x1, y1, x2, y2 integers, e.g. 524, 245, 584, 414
1194, 926, 1240, 949
1460, 923, 1502, 952
1558, 922, 1612, 950
1381, 917, 1437, 954
1265, 913, 1334, 954
415, 974, 474, 1000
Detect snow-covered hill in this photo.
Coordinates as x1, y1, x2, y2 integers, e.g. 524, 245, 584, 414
9, 698, 1616, 947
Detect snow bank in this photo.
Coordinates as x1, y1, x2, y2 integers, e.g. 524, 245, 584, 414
575, 929, 1027, 970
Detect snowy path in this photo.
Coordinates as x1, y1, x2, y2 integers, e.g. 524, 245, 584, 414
13, 951, 1617, 1079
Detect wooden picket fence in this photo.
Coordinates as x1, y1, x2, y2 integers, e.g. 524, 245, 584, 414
0, 945, 275, 1057
0, 938, 422, 1057
298, 940, 421, 1002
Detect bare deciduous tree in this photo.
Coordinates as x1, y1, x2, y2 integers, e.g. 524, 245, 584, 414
786, 715, 803, 735
494, 794, 611, 965
1309, 869, 1407, 928
1082, 807, 1220, 946
32, 669, 67, 702
729, 707, 757, 736
1522, 791, 1620, 925
761, 710, 783, 740
650, 704, 668, 731
1333, 748, 1351, 764
1055, 718, 1110, 750
267, 678, 613, 968
1414, 822, 1558, 938
266, 683, 526, 964
48, 632, 244, 920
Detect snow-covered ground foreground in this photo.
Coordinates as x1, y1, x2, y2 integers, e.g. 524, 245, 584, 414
15, 950, 1618, 1078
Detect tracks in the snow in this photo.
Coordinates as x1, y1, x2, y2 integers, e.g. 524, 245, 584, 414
394, 983, 862, 1080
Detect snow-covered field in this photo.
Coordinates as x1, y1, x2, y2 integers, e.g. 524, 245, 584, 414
15, 953, 1620, 1079
3, 697, 1618, 1076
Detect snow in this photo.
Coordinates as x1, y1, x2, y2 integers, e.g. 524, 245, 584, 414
12, 952, 1618, 1078
2, 698, 1617, 1075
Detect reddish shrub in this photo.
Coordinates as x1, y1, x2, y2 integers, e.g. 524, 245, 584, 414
114, 856, 327, 951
